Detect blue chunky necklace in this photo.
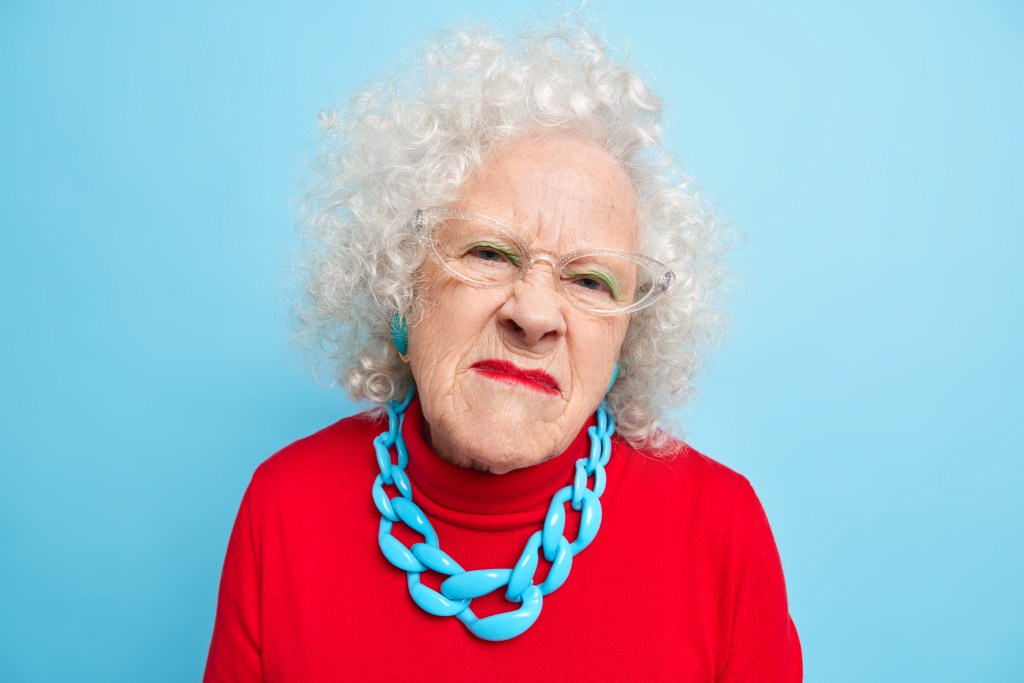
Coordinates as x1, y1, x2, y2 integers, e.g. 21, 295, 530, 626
371, 387, 616, 641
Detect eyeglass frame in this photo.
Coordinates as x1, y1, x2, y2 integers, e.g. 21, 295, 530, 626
413, 206, 676, 317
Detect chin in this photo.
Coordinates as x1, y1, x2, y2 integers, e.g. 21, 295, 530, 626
426, 380, 574, 472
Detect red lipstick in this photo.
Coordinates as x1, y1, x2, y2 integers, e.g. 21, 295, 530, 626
470, 359, 560, 395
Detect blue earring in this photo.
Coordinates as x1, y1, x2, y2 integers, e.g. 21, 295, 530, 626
391, 313, 409, 362
606, 362, 619, 395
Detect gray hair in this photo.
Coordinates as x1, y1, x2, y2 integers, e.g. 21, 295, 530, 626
297, 15, 729, 453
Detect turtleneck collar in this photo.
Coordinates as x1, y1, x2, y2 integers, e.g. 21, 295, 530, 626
401, 396, 596, 528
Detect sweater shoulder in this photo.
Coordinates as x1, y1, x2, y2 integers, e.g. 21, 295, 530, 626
247, 410, 385, 498
620, 438, 758, 503
614, 438, 767, 541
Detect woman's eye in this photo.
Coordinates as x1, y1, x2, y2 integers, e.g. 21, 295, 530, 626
472, 247, 505, 261
567, 272, 618, 297
465, 243, 519, 265
575, 276, 606, 291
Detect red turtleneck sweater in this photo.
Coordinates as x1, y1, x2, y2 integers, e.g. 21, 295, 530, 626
204, 399, 801, 681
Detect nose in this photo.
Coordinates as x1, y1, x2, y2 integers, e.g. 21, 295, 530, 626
496, 260, 567, 349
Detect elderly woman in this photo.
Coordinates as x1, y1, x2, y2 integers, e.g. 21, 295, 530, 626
205, 18, 801, 682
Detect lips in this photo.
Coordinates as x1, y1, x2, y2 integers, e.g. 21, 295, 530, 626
470, 359, 560, 395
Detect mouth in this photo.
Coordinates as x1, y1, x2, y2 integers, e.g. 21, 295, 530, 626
470, 359, 561, 395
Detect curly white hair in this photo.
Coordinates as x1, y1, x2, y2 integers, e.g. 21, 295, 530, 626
297, 15, 729, 452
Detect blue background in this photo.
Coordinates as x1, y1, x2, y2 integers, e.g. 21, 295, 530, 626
2, 1, 1021, 680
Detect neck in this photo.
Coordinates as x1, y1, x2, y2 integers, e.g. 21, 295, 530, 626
422, 414, 557, 475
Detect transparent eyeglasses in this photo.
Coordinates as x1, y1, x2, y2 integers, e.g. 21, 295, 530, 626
414, 207, 675, 316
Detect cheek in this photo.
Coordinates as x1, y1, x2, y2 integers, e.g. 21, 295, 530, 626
407, 279, 501, 380
572, 317, 629, 392
409, 286, 458, 373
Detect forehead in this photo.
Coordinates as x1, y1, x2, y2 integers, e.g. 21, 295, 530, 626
454, 136, 639, 251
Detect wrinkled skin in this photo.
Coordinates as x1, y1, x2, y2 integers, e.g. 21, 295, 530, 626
408, 135, 637, 473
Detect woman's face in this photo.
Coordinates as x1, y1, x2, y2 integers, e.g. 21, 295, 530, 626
407, 135, 637, 473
